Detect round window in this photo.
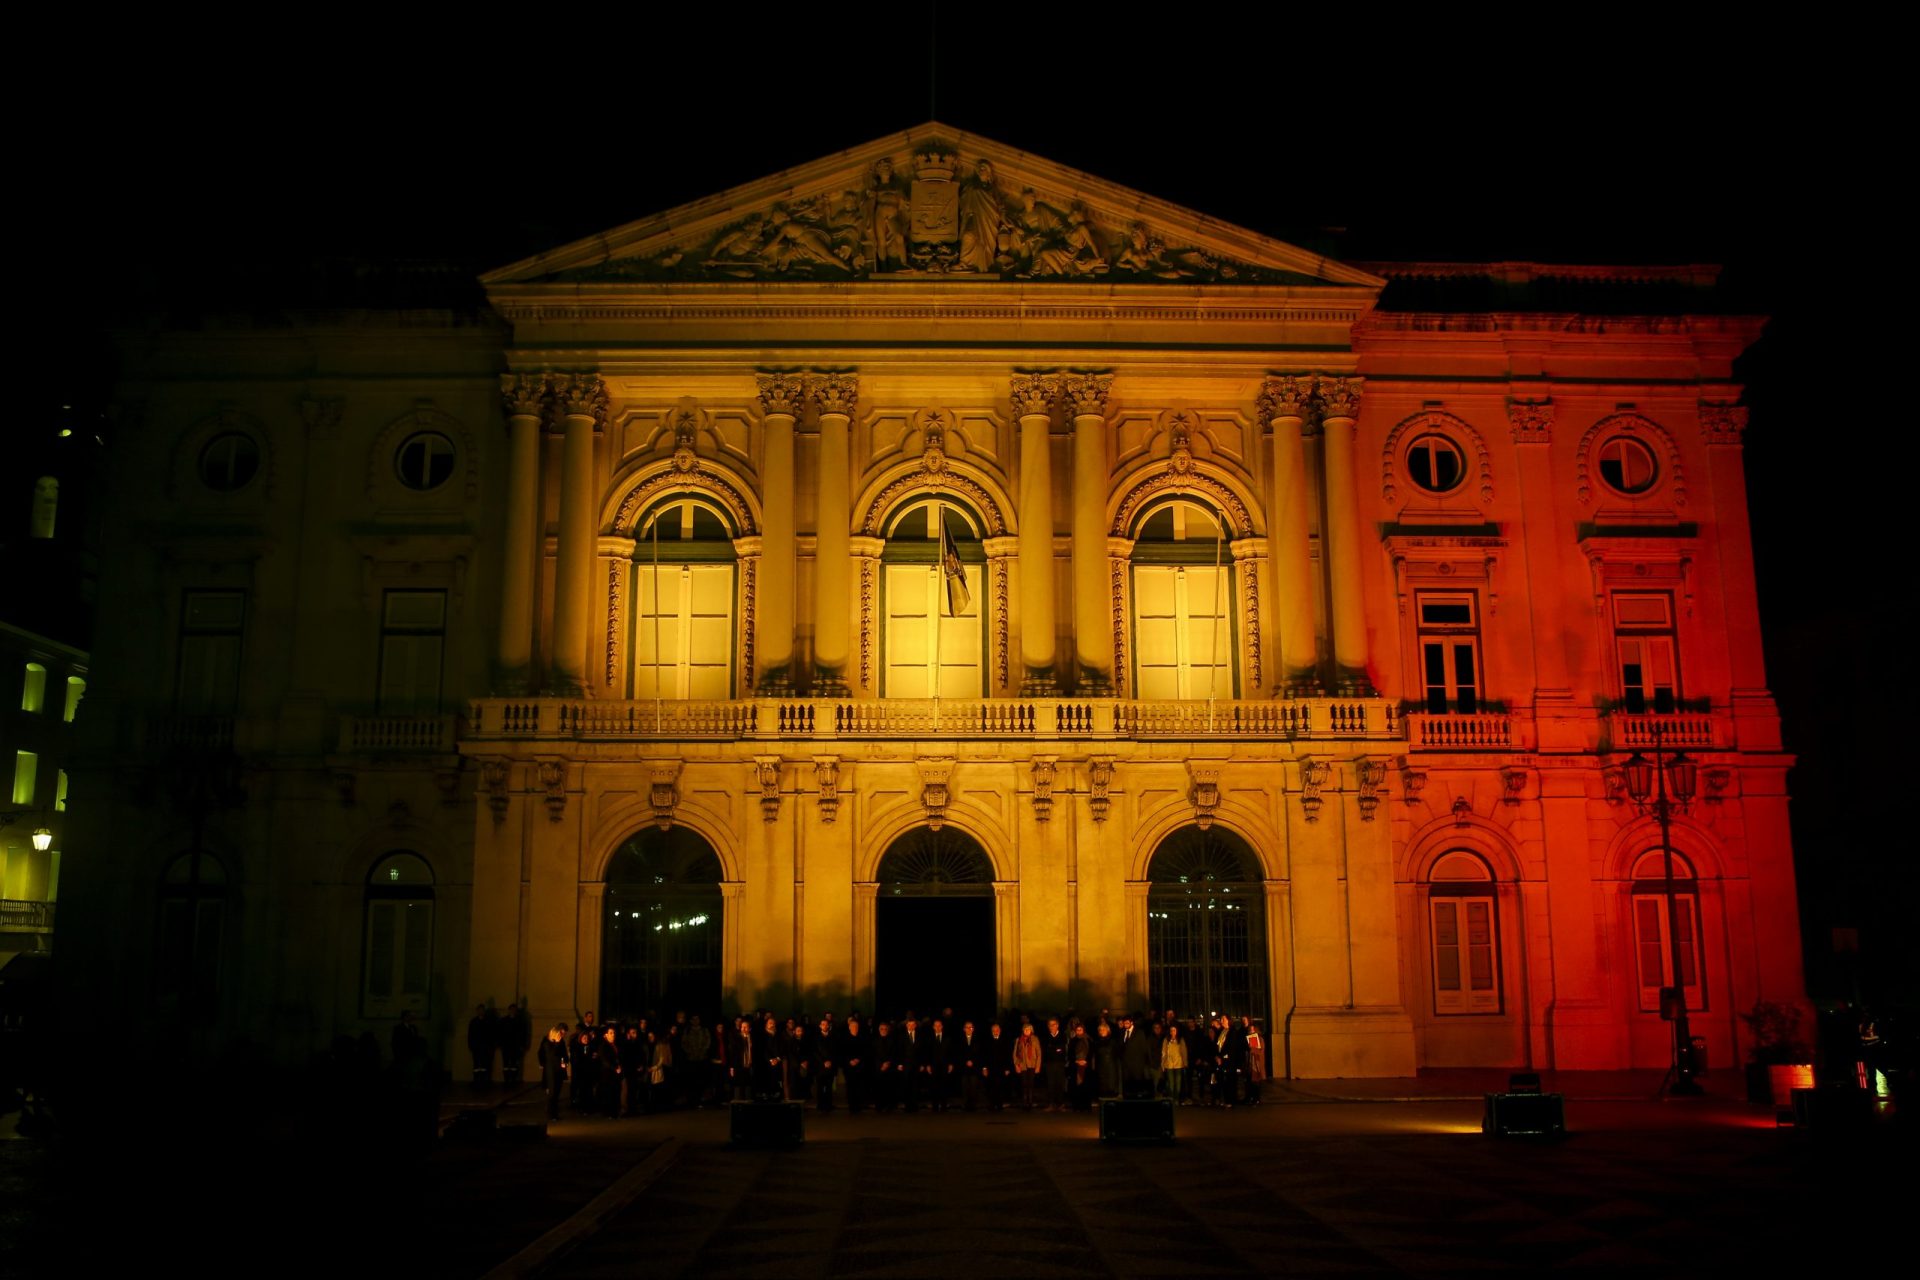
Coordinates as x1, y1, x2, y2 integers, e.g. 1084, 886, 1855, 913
1597, 437, 1657, 495
199, 433, 260, 491
1406, 433, 1465, 493
395, 432, 456, 491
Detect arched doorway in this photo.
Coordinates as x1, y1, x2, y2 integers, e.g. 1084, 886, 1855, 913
1146, 826, 1268, 1021
874, 828, 996, 1023
601, 827, 723, 1020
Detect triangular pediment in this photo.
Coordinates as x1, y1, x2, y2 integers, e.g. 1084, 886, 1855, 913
483, 124, 1383, 291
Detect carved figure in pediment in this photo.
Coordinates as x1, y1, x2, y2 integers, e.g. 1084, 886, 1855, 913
867, 158, 910, 272
765, 207, 854, 274
705, 215, 771, 276
957, 160, 1008, 273
1115, 222, 1224, 281
1026, 202, 1109, 278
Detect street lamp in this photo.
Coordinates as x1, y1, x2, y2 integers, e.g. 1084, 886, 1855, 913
1622, 723, 1702, 1097
32, 828, 53, 852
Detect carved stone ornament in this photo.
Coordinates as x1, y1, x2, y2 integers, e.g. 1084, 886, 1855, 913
1300, 758, 1331, 823
1010, 372, 1059, 418
1356, 758, 1388, 822
918, 758, 957, 831
1190, 763, 1222, 830
815, 756, 841, 823
1088, 757, 1114, 823
537, 760, 567, 823
1381, 409, 1494, 505
552, 373, 610, 426
1031, 756, 1057, 823
649, 761, 681, 831
1705, 767, 1733, 801
1399, 758, 1427, 803
480, 759, 511, 824
333, 770, 357, 809
670, 402, 701, 473
754, 756, 782, 823
434, 768, 461, 808
1062, 372, 1113, 418
300, 395, 344, 440
1501, 766, 1527, 806
1257, 375, 1312, 424
500, 372, 550, 422
1167, 411, 1197, 475
1452, 795, 1473, 827
808, 371, 859, 418
916, 407, 951, 477
1699, 401, 1749, 446
1508, 398, 1554, 445
755, 372, 807, 418
1603, 765, 1628, 806
1576, 412, 1687, 507
1317, 376, 1362, 422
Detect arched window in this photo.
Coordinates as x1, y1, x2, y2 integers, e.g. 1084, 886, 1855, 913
877, 826, 995, 897
1428, 852, 1499, 1014
31, 476, 57, 539
882, 499, 985, 698
1130, 499, 1236, 700
21, 663, 46, 713
159, 851, 227, 1009
603, 828, 724, 1019
874, 826, 996, 1022
365, 853, 435, 1017
1146, 826, 1267, 1020
631, 497, 738, 699
1630, 850, 1703, 1012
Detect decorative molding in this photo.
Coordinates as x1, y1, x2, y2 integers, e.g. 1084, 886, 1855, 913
1380, 409, 1494, 504
755, 372, 807, 417
915, 407, 951, 477
333, 770, 356, 809
918, 758, 956, 831
434, 768, 461, 808
300, 395, 344, 440
552, 373, 611, 426
740, 554, 757, 691
815, 756, 841, 823
1398, 758, 1427, 803
860, 557, 877, 690
649, 761, 681, 830
669, 400, 703, 472
1108, 544, 1133, 698
610, 463, 760, 538
1603, 766, 1628, 807
1257, 375, 1313, 424
1316, 376, 1362, 421
992, 557, 1010, 690
1240, 554, 1262, 690
1699, 401, 1748, 446
1452, 795, 1473, 827
605, 561, 622, 686
1190, 763, 1222, 829
536, 760, 567, 823
1705, 767, 1733, 801
480, 759, 510, 823
754, 756, 783, 823
1501, 765, 1528, 805
500, 372, 550, 422
1507, 398, 1554, 445
807, 370, 859, 417
1110, 467, 1254, 537
1010, 371, 1060, 418
857, 469, 1007, 536
1088, 757, 1114, 823
1031, 756, 1057, 823
1356, 757, 1387, 821
1576, 412, 1687, 507
1166, 410, 1199, 476
1300, 757, 1331, 823
1062, 372, 1114, 417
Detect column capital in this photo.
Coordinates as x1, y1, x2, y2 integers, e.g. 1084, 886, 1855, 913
1315, 375, 1362, 422
1257, 374, 1313, 425
756, 371, 807, 417
1507, 398, 1554, 444
552, 372, 609, 426
1010, 371, 1060, 418
500, 373, 549, 422
1061, 372, 1113, 418
807, 371, 859, 417
1699, 400, 1748, 446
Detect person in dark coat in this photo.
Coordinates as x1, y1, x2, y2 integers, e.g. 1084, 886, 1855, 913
786, 1019, 809, 1102
927, 1018, 955, 1112
1213, 1015, 1243, 1106
1093, 1020, 1121, 1098
902, 1016, 927, 1112
538, 1022, 570, 1120
752, 1015, 786, 1102
1185, 1017, 1216, 1105
501, 1003, 530, 1086
595, 1026, 624, 1117
392, 1009, 426, 1066
619, 1024, 648, 1116
958, 1020, 987, 1111
842, 1016, 872, 1113
1040, 1016, 1070, 1110
810, 1015, 841, 1113
985, 1021, 1013, 1110
872, 1020, 900, 1111
1119, 1013, 1157, 1099
680, 1015, 712, 1108
571, 1014, 599, 1106
467, 1004, 496, 1085
1068, 1019, 1094, 1110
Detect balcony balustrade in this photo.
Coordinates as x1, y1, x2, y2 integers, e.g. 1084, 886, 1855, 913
0, 900, 55, 934
1407, 712, 1515, 751
1608, 710, 1720, 750
336, 713, 462, 754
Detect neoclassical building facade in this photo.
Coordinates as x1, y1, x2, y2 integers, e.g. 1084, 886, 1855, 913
62, 126, 1803, 1076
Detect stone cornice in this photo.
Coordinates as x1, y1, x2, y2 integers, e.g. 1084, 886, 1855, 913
1354, 311, 1767, 339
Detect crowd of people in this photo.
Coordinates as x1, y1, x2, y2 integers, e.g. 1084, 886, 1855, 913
498, 1006, 1270, 1121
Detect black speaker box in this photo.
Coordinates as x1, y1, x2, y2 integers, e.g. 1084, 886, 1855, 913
1790, 1087, 1875, 1131
1482, 1091, 1565, 1137
730, 1100, 805, 1146
1100, 1098, 1175, 1142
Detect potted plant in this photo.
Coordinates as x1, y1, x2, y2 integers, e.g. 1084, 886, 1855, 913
1740, 1000, 1813, 1106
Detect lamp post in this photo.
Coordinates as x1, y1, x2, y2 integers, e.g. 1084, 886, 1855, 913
1623, 722, 1702, 1097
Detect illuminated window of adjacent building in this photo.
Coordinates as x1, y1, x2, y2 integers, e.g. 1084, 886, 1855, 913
1131, 499, 1234, 700
882, 500, 984, 698
1613, 593, 1677, 714
21, 663, 46, 713
56, 769, 68, 812
198, 433, 260, 491
159, 851, 226, 1008
178, 591, 246, 715
10, 751, 35, 805
31, 476, 57, 539
1631, 850, 1703, 1012
378, 591, 446, 712
64, 676, 85, 723
1429, 852, 1499, 1014
1415, 593, 1479, 714
1406, 434, 1465, 494
365, 853, 434, 1017
1597, 436, 1658, 495
631, 497, 738, 699
394, 432, 456, 491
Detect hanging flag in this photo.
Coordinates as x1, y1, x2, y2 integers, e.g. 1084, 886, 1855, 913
939, 513, 972, 616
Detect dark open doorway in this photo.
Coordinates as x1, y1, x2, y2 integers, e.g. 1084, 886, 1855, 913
872, 827, 996, 1024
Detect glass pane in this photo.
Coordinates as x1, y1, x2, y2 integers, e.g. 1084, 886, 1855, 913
401, 902, 432, 996
1433, 901, 1460, 991
688, 565, 733, 612
1635, 898, 1665, 989
1675, 896, 1697, 987
1467, 901, 1494, 990
367, 902, 396, 999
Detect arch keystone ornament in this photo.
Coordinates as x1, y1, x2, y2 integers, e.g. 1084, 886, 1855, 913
649, 761, 682, 830
1189, 763, 1222, 829
918, 758, 957, 830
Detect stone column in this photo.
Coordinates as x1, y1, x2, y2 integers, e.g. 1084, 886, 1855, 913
1317, 377, 1373, 695
1065, 373, 1114, 693
551, 374, 606, 696
596, 537, 636, 697
754, 374, 803, 693
1012, 373, 1060, 693
810, 372, 857, 695
497, 375, 546, 692
1260, 376, 1321, 694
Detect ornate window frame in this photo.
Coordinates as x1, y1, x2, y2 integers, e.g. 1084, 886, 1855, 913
1576, 412, 1687, 509
1380, 410, 1493, 507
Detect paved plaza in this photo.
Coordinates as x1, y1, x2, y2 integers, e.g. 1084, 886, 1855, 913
2, 1075, 1906, 1276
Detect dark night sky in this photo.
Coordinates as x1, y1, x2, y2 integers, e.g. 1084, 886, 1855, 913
20, 19, 1904, 1000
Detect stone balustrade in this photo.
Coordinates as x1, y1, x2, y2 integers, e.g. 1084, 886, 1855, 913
1407, 712, 1515, 751
337, 713, 461, 754
1609, 711, 1721, 750
0, 900, 55, 934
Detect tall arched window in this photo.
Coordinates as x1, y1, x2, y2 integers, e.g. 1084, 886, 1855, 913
631, 497, 738, 698
874, 826, 996, 1021
603, 828, 724, 1019
1630, 850, 1703, 1012
1131, 499, 1236, 700
1147, 826, 1267, 1020
1428, 852, 1500, 1014
160, 851, 227, 1010
882, 499, 986, 698
365, 853, 435, 1017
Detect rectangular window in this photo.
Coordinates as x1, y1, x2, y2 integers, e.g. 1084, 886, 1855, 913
1132, 564, 1233, 700
177, 591, 246, 715
364, 899, 433, 1015
884, 562, 984, 698
631, 565, 734, 699
1416, 592, 1480, 714
11, 751, 36, 806
1614, 593, 1678, 714
1633, 892, 1704, 1011
1431, 895, 1500, 1014
378, 590, 447, 712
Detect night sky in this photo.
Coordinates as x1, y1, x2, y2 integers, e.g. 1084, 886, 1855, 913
19, 19, 1902, 1001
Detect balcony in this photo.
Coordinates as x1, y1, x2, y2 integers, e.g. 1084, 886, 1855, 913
336, 713, 463, 755
466, 696, 1402, 743
1607, 710, 1721, 750
0, 900, 54, 935
1407, 712, 1515, 751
